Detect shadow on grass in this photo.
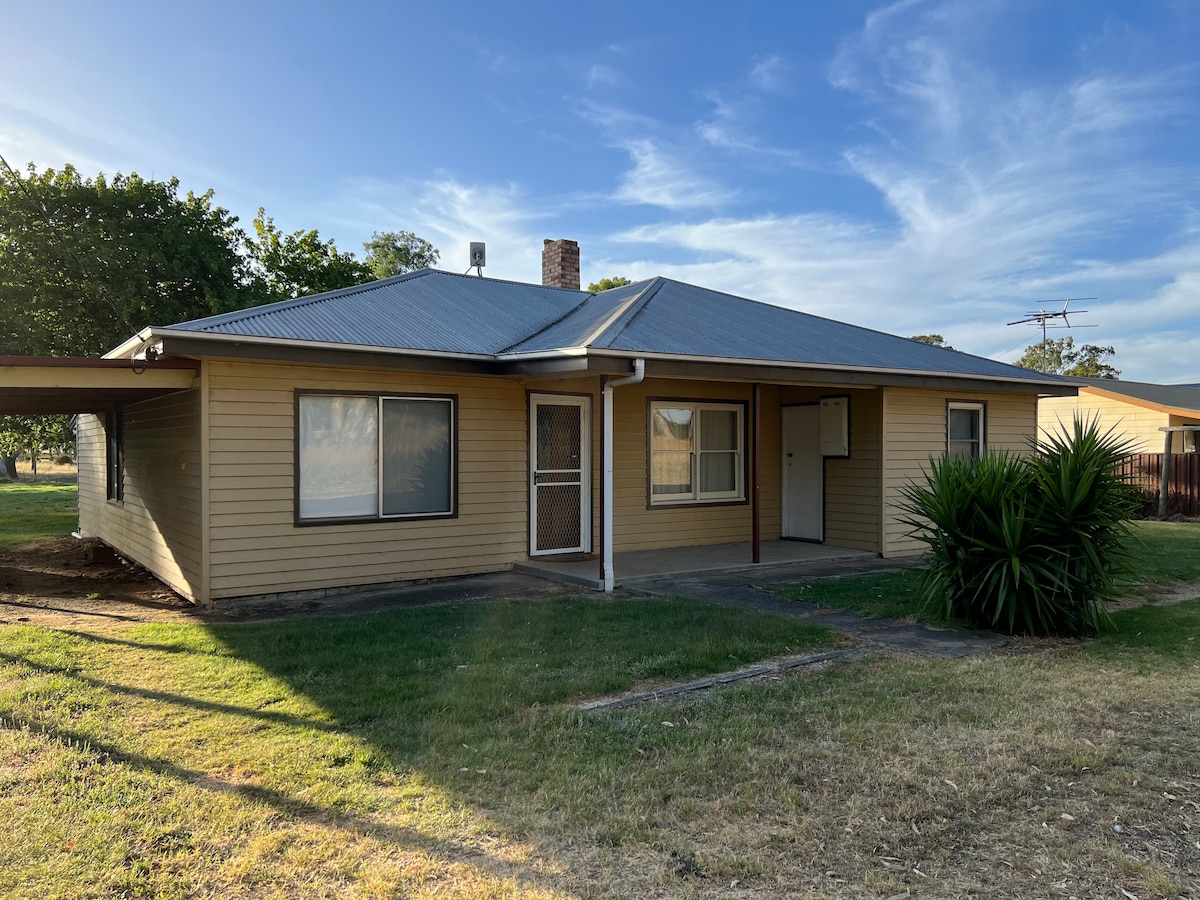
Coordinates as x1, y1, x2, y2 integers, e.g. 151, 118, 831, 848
0, 650, 343, 735
2, 594, 835, 894
0, 711, 551, 890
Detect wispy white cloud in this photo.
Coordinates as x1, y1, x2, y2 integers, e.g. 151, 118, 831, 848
612, 138, 734, 209
749, 55, 786, 91
340, 4, 1200, 381
336, 176, 549, 282
581, 1, 1200, 381
693, 93, 810, 166
586, 63, 619, 89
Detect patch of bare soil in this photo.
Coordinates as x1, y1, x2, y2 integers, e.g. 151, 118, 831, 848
0, 537, 196, 628
1107, 576, 1200, 612
0, 538, 588, 631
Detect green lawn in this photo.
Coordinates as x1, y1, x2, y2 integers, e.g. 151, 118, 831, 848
0, 481, 78, 550
2, 591, 1196, 897
775, 520, 1200, 625
0, 600, 835, 899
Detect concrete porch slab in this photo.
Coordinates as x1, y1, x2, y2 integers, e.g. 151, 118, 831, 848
514, 540, 877, 590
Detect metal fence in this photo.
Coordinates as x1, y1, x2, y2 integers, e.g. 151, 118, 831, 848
1117, 453, 1200, 517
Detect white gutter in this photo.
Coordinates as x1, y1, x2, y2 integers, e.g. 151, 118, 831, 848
602, 358, 645, 592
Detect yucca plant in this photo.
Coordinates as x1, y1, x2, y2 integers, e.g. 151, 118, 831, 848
899, 416, 1138, 637
1028, 416, 1140, 633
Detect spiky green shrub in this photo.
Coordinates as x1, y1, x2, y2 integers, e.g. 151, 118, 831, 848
900, 417, 1139, 636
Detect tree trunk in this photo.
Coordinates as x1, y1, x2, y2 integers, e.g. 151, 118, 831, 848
0, 454, 18, 480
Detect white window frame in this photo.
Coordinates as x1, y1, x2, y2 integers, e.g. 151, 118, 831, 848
649, 400, 745, 505
297, 392, 456, 523
947, 401, 985, 459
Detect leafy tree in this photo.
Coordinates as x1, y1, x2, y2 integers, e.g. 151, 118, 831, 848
1014, 337, 1119, 378
910, 334, 954, 350
0, 162, 251, 357
0, 414, 73, 479
362, 230, 439, 280
587, 276, 633, 292
243, 210, 373, 302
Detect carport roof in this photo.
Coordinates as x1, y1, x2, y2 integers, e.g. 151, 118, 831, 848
0, 356, 199, 414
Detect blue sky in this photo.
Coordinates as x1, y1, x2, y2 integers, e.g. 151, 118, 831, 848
3, 0, 1199, 381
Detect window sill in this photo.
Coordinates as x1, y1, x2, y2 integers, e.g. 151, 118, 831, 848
295, 512, 458, 527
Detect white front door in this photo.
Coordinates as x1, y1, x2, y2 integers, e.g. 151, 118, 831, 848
530, 394, 591, 556
782, 404, 823, 541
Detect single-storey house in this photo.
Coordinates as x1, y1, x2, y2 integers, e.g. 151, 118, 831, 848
1039, 377, 1200, 454
1, 240, 1074, 606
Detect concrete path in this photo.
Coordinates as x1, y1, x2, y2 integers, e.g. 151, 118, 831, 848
629, 563, 1008, 659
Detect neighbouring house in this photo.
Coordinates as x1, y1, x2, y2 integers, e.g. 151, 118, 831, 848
0, 239, 1074, 606
1039, 377, 1200, 454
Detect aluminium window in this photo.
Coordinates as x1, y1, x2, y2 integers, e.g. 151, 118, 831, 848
649, 401, 744, 504
297, 392, 455, 522
947, 401, 985, 459
105, 411, 124, 502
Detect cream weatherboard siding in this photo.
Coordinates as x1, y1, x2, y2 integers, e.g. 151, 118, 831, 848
77, 390, 203, 600
605, 379, 883, 554
610, 378, 756, 553
1040, 393, 1200, 454
881, 388, 1037, 557
776, 386, 882, 552
822, 389, 882, 552
1039, 393, 1168, 453
205, 360, 529, 601
72, 355, 1045, 602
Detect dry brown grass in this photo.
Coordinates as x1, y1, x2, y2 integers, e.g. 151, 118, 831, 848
10, 458, 77, 482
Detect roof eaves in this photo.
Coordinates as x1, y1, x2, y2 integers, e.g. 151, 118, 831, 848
583, 348, 1077, 388
149, 326, 497, 363
1080, 383, 1200, 418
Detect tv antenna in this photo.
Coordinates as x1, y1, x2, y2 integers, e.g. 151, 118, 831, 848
1007, 298, 1098, 372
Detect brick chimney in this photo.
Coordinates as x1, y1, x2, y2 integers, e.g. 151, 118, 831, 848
541, 239, 580, 290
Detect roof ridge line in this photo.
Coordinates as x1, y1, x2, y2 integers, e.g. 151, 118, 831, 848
576, 280, 662, 349
596, 277, 667, 348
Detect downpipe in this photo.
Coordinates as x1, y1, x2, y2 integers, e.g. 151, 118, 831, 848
602, 358, 645, 591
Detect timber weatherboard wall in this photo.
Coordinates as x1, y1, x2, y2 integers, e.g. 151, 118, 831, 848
204, 360, 529, 600
609, 378, 883, 554
881, 388, 1037, 557
77, 390, 203, 600
1039, 393, 1199, 453
611, 378, 756, 553
816, 388, 881, 552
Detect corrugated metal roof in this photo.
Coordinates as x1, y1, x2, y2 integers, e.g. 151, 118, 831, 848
160, 269, 1065, 385
165, 269, 590, 356
506, 276, 1052, 381
1069, 377, 1200, 414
